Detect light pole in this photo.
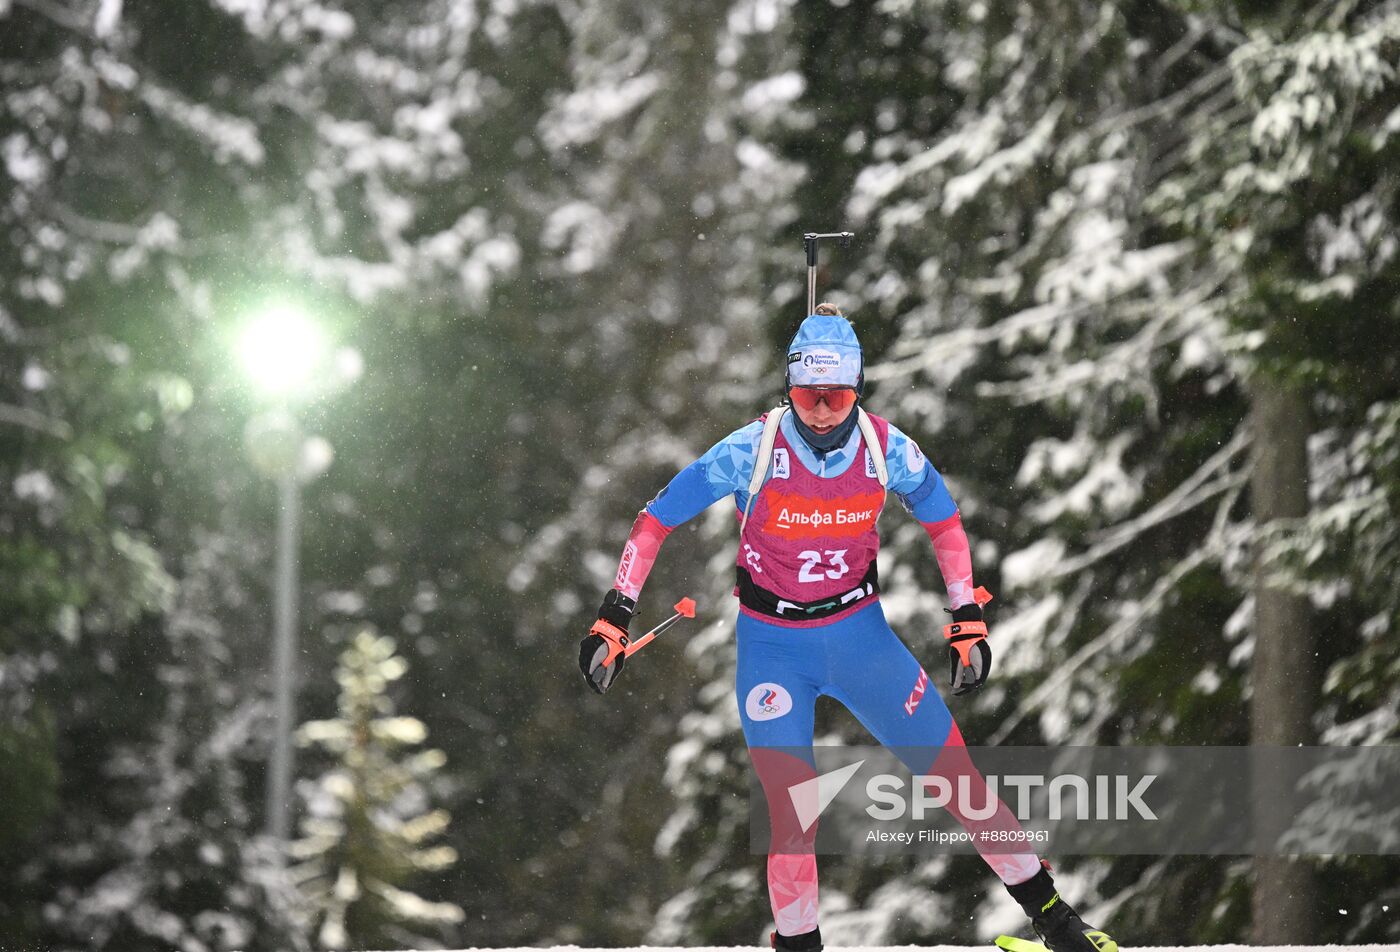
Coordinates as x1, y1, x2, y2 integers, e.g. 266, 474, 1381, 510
237, 306, 355, 850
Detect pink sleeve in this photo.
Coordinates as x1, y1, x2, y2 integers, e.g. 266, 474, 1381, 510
920, 511, 976, 609
613, 510, 673, 601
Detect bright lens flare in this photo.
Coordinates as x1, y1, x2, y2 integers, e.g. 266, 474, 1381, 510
237, 307, 327, 397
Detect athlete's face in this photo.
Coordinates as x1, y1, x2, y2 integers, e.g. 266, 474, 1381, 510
790, 386, 855, 435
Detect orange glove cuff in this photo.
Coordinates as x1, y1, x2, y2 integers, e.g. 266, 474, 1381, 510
589, 618, 630, 668
942, 619, 988, 666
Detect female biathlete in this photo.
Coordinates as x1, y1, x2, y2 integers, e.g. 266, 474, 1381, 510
578, 305, 1116, 952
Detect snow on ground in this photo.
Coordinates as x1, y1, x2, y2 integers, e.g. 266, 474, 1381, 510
410, 945, 1400, 952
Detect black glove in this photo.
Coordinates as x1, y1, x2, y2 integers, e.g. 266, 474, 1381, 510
578, 589, 636, 694
943, 601, 992, 695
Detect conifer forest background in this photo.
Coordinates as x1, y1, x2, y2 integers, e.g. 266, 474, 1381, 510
2, 0, 1399, 949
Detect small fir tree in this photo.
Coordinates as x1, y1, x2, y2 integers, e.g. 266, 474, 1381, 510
292, 630, 463, 950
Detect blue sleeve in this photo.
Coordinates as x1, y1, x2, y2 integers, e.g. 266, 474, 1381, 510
885, 423, 958, 522
645, 421, 763, 528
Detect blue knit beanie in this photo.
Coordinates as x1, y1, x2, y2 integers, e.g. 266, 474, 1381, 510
785, 313, 863, 389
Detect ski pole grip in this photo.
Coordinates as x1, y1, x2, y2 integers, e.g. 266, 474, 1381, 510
619, 596, 698, 659
623, 631, 656, 657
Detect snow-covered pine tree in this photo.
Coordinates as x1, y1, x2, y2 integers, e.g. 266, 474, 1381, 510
292, 629, 463, 950
511, 0, 808, 944
3, 0, 570, 941
36, 535, 308, 952
1152, 5, 1400, 941
0, 1, 350, 947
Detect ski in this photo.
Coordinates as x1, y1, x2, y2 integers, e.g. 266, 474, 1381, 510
995, 936, 1047, 952
995, 933, 1118, 952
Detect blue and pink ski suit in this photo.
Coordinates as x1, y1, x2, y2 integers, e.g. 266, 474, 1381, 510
608, 318, 1039, 936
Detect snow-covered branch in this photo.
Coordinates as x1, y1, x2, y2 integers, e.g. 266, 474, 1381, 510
989, 533, 1233, 745
0, 402, 73, 439
1045, 428, 1251, 578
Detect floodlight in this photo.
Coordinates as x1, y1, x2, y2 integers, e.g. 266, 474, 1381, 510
237, 306, 327, 397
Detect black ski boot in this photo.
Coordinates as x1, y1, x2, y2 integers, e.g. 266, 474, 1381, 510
1006, 866, 1117, 952
770, 927, 822, 952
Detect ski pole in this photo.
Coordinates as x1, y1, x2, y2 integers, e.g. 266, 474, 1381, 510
619, 597, 697, 661
803, 230, 855, 315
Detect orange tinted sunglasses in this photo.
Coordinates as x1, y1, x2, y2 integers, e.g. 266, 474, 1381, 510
789, 386, 857, 413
